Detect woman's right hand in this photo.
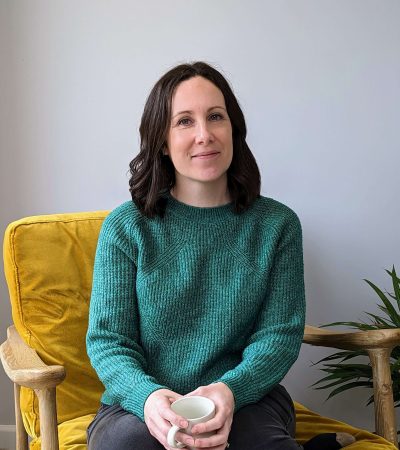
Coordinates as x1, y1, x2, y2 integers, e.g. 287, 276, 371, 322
144, 389, 190, 449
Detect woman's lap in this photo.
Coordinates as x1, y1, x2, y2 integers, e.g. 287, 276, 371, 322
87, 402, 162, 450
87, 384, 301, 450
228, 384, 300, 449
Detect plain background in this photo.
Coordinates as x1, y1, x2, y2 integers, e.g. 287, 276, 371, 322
1, 0, 399, 438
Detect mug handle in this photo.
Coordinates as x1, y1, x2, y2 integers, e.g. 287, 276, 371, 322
167, 425, 186, 448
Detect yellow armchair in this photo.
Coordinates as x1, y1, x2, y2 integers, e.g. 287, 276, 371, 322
0, 212, 398, 450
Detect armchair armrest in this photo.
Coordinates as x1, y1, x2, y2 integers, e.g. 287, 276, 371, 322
0, 325, 65, 389
303, 324, 400, 350
303, 324, 400, 448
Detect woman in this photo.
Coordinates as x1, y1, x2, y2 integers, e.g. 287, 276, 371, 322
86, 62, 354, 450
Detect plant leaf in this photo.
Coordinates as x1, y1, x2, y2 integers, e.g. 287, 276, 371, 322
322, 362, 372, 371
311, 373, 356, 386
364, 278, 400, 326
319, 321, 376, 331
312, 350, 367, 366
313, 377, 357, 390
317, 366, 372, 380
366, 394, 374, 405
387, 266, 400, 308
312, 267, 400, 417
365, 312, 394, 328
326, 381, 373, 400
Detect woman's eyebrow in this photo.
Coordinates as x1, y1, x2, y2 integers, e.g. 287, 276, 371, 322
172, 106, 226, 119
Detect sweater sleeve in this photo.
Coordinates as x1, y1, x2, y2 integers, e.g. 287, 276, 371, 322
86, 214, 168, 421
216, 211, 306, 411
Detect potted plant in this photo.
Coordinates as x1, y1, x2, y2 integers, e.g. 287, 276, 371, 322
312, 266, 400, 407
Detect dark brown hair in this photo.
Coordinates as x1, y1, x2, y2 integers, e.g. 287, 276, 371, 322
129, 61, 261, 217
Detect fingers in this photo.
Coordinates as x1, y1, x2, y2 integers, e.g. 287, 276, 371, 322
173, 430, 196, 448
192, 436, 227, 449
154, 392, 188, 429
188, 383, 234, 435
144, 389, 187, 449
191, 400, 233, 436
145, 385, 233, 450
145, 413, 170, 443
148, 416, 191, 450
191, 411, 228, 435
182, 383, 233, 448
190, 419, 231, 449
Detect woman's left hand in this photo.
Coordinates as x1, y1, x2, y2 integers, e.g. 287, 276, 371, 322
184, 382, 234, 449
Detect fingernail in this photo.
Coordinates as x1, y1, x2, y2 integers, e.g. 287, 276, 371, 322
180, 420, 188, 428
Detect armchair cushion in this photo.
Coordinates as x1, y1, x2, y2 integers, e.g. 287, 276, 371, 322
294, 402, 397, 449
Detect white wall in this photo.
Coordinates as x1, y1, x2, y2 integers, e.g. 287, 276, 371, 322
0, 0, 19, 430
1, 0, 399, 435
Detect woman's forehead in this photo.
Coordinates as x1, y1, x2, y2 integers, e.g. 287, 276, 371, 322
171, 76, 225, 112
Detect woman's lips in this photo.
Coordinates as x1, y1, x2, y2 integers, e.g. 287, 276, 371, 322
192, 151, 220, 159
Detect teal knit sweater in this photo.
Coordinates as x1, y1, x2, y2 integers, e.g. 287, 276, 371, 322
86, 194, 305, 422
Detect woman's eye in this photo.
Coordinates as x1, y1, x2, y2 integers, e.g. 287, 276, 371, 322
177, 117, 192, 126
209, 113, 223, 121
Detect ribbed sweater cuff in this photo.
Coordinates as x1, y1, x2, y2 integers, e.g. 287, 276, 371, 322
216, 372, 256, 412
124, 381, 168, 421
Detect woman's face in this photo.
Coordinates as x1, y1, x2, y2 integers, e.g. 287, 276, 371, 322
165, 76, 233, 190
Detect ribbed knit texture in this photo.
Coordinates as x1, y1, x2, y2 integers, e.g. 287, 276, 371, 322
86, 194, 305, 422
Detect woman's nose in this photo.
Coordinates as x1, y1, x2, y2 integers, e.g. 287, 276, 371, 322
195, 121, 214, 145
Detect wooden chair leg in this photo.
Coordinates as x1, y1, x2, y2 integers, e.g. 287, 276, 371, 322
368, 348, 398, 448
14, 384, 28, 450
35, 387, 59, 450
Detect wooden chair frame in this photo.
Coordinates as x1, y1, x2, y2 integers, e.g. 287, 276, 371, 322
1, 324, 399, 450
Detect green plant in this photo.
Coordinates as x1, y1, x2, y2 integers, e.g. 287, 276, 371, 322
312, 266, 400, 406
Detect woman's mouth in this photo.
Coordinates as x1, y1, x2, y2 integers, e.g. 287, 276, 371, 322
192, 151, 220, 159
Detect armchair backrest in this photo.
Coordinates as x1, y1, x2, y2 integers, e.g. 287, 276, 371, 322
3, 211, 109, 438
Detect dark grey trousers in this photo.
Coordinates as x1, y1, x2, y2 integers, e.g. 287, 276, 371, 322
87, 384, 302, 450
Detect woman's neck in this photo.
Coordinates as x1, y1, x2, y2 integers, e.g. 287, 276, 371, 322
170, 181, 231, 207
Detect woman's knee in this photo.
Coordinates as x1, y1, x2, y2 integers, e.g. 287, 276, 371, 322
89, 423, 162, 450
87, 404, 162, 450
228, 385, 299, 450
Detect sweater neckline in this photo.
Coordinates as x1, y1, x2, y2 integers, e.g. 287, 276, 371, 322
165, 192, 236, 224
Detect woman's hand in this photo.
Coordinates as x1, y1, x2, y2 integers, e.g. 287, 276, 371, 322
144, 388, 191, 449
185, 382, 235, 450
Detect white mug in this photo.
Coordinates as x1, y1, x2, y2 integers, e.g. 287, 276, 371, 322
167, 396, 215, 449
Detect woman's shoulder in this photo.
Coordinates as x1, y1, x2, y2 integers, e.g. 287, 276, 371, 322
108, 199, 139, 216
251, 195, 301, 224
100, 200, 145, 236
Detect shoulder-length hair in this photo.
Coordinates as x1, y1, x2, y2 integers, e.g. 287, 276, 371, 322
129, 61, 261, 218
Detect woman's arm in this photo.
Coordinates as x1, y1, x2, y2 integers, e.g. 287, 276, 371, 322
86, 214, 168, 421
216, 211, 306, 411
180, 212, 305, 449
